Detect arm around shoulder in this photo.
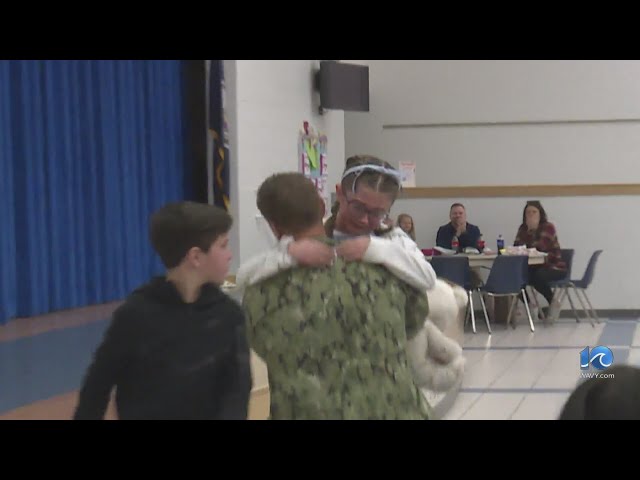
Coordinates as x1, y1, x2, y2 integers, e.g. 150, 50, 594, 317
363, 232, 436, 291
236, 236, 296, 288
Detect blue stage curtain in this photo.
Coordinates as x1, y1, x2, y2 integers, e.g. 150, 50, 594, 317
0, 60, 192, 324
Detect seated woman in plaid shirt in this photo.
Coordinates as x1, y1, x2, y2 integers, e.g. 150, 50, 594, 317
514, 200, 567, 319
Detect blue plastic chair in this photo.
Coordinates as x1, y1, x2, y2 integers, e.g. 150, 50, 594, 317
548, 249, 575, 288
430, 256, 470, 289
478, 255, 535, 332
544, 249, 583, 322
430, 256, 490, 334
568, 250, 603, 324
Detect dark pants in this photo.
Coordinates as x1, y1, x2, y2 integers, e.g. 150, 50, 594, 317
470, 268, 483, 289
527, 266, 566, 304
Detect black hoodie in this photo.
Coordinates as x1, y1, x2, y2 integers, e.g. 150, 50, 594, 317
74, 276, 252, 420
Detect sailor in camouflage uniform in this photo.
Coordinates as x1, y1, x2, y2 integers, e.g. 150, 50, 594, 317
242, 173, 430, 420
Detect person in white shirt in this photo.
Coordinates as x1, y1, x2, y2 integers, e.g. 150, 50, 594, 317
237, 155, 437, 293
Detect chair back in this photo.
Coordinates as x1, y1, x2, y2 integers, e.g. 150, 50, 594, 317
430, 256, 471, 289
483, 255, 528, 295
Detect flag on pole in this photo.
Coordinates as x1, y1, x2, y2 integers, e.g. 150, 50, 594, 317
209, 60, 230, 211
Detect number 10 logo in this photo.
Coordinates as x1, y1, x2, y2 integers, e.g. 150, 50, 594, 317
580, 346, 614, 370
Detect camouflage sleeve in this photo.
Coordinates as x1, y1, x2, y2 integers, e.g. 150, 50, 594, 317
401, 285, 430, 340
241, 285, 267, 359
242, 280, 284, 360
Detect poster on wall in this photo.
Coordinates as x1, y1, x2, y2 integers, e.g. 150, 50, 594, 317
398, 161, 416, 188
299, 121, 329, 217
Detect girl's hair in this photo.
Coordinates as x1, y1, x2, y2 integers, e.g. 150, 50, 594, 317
396, 213, 415, 241
324, 155, 402, 237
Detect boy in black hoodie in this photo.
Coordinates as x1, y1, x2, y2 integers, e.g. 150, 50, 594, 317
74, 202, 252, 420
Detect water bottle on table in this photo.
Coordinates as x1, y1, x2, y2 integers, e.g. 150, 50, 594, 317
497, 234, 505, 255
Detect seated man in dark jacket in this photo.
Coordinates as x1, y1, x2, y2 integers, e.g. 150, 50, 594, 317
436, 203, 482, 253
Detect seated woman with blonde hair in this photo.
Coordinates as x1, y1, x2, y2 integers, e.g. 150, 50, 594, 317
397, 213, 416, 241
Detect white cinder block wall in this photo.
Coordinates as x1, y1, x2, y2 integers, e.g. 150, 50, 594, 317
223, 60, 345, 273
345, 60, 640, 310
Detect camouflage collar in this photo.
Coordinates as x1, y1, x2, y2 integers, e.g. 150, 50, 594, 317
333, 230, 358, 242
310, 234, 336, 247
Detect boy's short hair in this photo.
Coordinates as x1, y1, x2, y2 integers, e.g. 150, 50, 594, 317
256, 173, 323, 236
150, 201, 232, 268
